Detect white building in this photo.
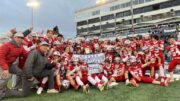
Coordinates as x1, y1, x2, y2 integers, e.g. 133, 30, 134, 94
75, 0, 180, 39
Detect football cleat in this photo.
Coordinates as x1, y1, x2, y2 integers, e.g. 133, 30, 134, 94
125, 79, 130, 86
37, 87, 43, 95
104, 82, 109, 90
47, 89, 59, 93
109, 82, 119, 88
98, 85, 104, 92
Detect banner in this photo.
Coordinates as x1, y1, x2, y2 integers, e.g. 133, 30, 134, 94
72, 53, 105, 64
88, 64, 103, 74
164, 29, 176, 33
72, 53, 105, 74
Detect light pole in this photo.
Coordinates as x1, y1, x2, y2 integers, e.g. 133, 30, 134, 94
27, 0, 39, 28
96, 0, 107, 35
130, 0, 135, 34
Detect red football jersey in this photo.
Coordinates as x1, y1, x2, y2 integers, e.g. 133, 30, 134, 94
103, 63, 114, 76
168, 43, 180, 60
129, 64, 143, 77
114, 63, 125, 76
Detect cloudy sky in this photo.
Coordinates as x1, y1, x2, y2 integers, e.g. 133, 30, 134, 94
0, 0, 97, 38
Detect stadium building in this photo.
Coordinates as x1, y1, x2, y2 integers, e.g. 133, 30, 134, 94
75, 0, 180, 39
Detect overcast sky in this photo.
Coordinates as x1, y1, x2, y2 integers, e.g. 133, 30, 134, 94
0, 0, 97, 38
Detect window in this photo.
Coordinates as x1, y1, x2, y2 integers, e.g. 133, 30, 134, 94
77, 28, 87, 33
110, 6, 115, 11
110, 5, 121, 11
125, 2, 131, 7
133, 5, 153, 14
143, 6, 153, 12
92, 10, 100, 16
102, 23, 115, 29
89, 26, 100, 31
139, 0, 144, 4
116, 12, 124, 18
176, 10, 180, 16
153, 4, 160, 10
136, 18, 141, 23
121, 3, 126, 8
124, 20, 131, 25
77, 21, 87, 26
101, 14, 114, 21
133, 0, 139, 5
123, 10, 131, 16
173, 0, 180, 6
88, 18, 100, 24
134, 8, 142, 14
145, 0, 152, 2
160, 2, 172, 9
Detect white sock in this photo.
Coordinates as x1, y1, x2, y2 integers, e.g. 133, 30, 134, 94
159, 66, 165, 77
102, 76, 108, 83
170, 72, 174, 80
95, 76, 101, 83
75, 76, 84, 86
42, 77, 48, 84
88, 76, 97, 86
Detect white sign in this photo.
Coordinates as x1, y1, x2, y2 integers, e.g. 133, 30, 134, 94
88, 64, 103, 74
72, 53, 105, 64
164, 29, 176, 33
72, 53, 105, 74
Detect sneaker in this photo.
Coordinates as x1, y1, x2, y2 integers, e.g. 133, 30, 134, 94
83, 84, 90, 94
98, 85, 104, 92
18, 89, 23, 91
125, 79, 130, 86
104, 82, 109, 90
47, 89, 59, 93
170, 79, 175, 82
109, 82, 118, 88
37, 87, 43, 95
85, 84, 90, 94
130, 79, 139, 87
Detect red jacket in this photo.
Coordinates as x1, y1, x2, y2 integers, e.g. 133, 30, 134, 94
0, 40, 28, 70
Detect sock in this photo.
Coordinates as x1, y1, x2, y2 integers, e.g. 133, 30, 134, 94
102, 75, 108, 83
95, 76, 101, 83
40, 77, 48, 88
88, 76, 97, 86
159, 66, 165, 77
42, 77, 48, 84
75, 76, 84, 86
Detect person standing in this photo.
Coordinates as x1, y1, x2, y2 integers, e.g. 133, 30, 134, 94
167, 37, 180, 82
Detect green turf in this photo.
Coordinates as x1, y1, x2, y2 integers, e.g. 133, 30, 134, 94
2, 81, 180, 101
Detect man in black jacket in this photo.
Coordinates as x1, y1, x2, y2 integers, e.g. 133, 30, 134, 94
23, 41, 58, 96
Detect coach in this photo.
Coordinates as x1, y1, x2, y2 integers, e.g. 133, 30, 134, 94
23, 41, 58, 96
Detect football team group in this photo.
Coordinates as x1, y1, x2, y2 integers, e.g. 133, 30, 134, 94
0, 28, 179, 100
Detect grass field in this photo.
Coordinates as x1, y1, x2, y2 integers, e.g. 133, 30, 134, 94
2, 81, 180, 101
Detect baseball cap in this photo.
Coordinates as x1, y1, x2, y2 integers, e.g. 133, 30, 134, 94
40, 41, 49, 46
14, 32, 24, 38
